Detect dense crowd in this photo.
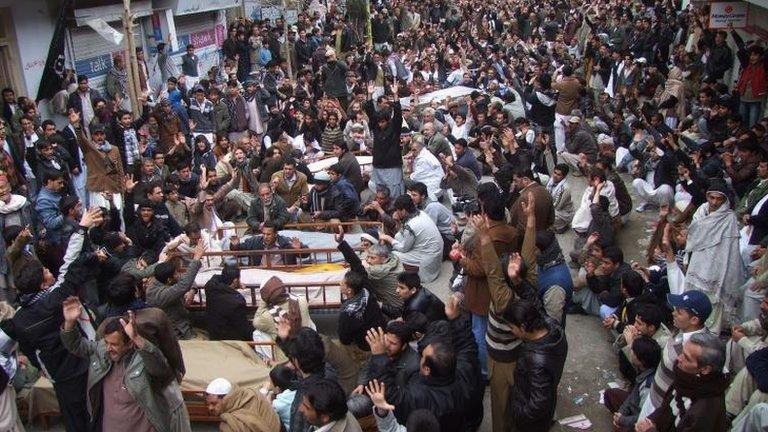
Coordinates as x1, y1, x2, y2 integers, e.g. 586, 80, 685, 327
0, 0, 768, 430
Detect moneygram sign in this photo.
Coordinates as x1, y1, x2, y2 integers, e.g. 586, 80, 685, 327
709, 2, 749, 29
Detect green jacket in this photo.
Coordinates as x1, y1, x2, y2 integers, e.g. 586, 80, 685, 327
426, 132, 452, 159
146, 260, 202, 339
737, 179, 768, 216
246, 194, 291, 231
213, 100, 231, 136
60, 328, 189, 431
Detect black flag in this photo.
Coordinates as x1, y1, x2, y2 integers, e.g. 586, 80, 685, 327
36, 0, 71, 101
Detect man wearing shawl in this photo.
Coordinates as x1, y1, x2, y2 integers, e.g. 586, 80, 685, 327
683, 180, 746, 334
653, 66, 687, 129
205, 378, 281, 432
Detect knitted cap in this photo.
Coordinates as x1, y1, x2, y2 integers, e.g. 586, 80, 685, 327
260, 276, 288, 305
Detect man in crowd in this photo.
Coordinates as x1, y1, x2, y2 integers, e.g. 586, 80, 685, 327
231, 221, 307, 266
146, 240, 205, 339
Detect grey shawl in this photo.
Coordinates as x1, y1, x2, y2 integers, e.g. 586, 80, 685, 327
684, 201, 746, 317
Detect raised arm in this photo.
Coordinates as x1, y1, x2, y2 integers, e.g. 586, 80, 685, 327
335, 227, 366, 274
152, 243, 205, 307
475, 215, 512, 312
520, 192, 538, 287
60, 297, 98, 358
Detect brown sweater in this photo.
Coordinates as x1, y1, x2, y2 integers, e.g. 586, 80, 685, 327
509, 183, 554, 231
461, 220, 520, 316
76, 128, 125, 193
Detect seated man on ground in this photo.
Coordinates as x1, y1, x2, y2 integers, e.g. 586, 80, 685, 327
572, 245, 631, 318
604, 335, 662, 432
406, 181, 456, 258
614, 303, 671, 381
313, 164, 361, 222
246, 182, 291, 232
728, 292, 768, 374
636, 333, 728, 432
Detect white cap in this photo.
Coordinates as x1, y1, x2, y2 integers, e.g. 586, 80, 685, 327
206, 378, 232, 396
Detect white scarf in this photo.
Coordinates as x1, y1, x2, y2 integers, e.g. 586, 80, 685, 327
0, 195, 26, 214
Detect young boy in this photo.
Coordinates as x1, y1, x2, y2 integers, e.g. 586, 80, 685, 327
604, 335, 662, 431
269, 364, 297, 430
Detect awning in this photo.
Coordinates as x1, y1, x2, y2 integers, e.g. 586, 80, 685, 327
153, 0, 242, 16
73, 0, 153, 26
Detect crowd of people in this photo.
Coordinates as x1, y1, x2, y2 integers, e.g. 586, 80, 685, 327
0, 0, 768, 430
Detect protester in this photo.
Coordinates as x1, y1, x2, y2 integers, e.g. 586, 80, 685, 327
379, 194, 442, 283
205, 377, 281, 432
203, 263, 253, 341
61, 298, 189, 431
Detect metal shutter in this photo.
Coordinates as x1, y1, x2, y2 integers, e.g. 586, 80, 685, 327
69, 23, 143, 93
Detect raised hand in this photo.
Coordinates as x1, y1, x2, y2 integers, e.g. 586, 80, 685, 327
365, 327, 386, 356
445, 293, 463, 320
183, 289, 196, 306
470, 214, 489, 234
80, 207, 103, 228
521, 193, 535, 219
275, 316, 293, 340
123, 174, 136, 193
19, 224, 32, 240
334, 225, 344, 243
119, 310, 146, 349
365, 379, 396, 412
62, 296, 83, 327
507, 252, 523, 280
290, 237, 302, 249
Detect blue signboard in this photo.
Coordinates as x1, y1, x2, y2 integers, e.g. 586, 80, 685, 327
74, 53, 114, 78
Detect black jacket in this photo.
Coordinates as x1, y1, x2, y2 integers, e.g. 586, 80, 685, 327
321, 177, 360, 221
204, 275, 253, 341
123, 194, 171, 254
366, 100, 403, 169
510, 320, 568, 431
383, 286, 446, 322
525, 89, 558, 128
706, 42, 733, 80
59, 125, 82, 173
586, 262, 633, 308
231, 234, 308, 266
371, 316, 484, 431
2, 232, 91, 383
338, 287, 386, 350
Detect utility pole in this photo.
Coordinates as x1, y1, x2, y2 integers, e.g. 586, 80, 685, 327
122, 0, 142, 117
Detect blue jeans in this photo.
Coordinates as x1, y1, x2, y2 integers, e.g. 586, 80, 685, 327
471, 313, 489, 379
740, 101, 764, 129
